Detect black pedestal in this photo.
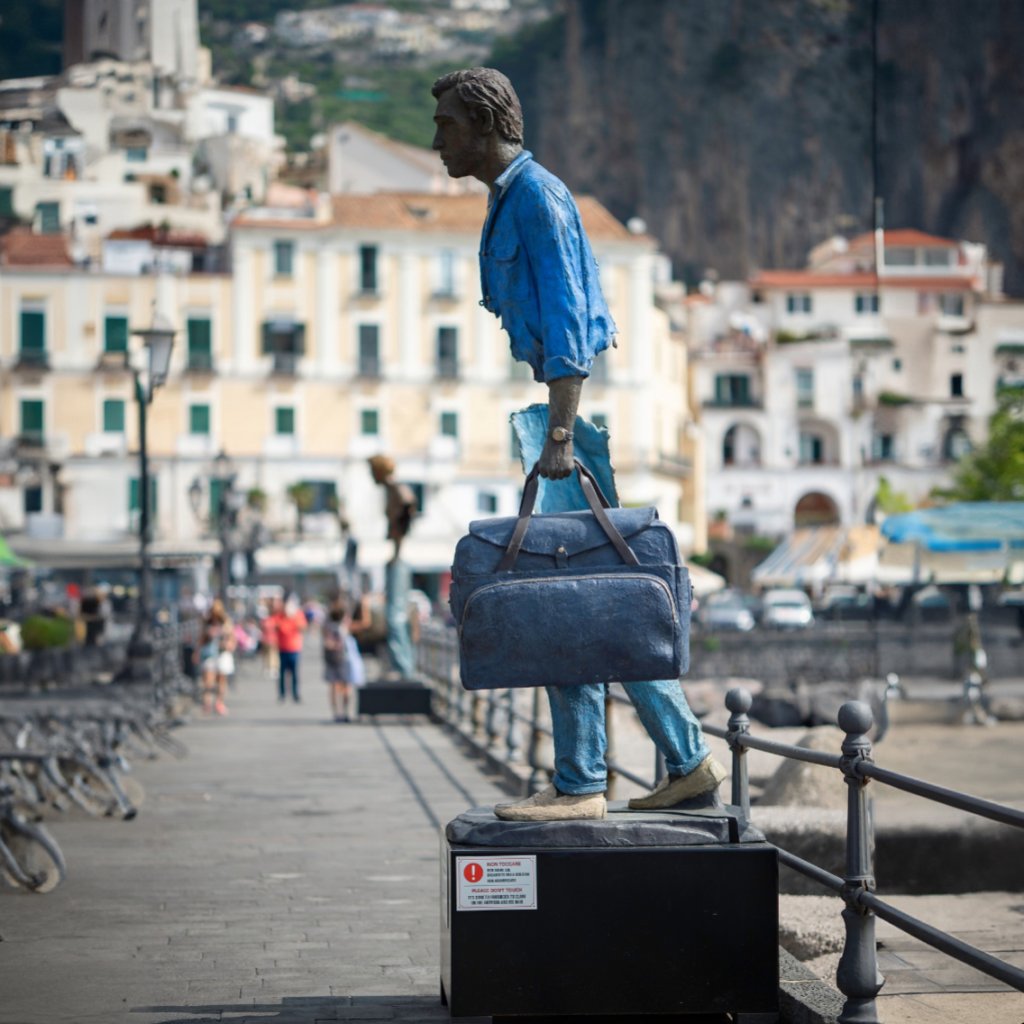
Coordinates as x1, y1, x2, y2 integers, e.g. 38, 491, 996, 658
441, 804, 778, 1019
357, 681, 433, 716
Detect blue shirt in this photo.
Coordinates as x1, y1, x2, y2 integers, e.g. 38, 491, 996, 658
479, 151, 616, 382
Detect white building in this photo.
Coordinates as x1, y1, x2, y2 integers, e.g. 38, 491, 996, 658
684, 229, 1023, 541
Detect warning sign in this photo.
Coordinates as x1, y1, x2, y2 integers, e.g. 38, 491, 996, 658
455, 855, 537, 911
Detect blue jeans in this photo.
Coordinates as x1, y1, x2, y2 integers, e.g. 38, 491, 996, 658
547, 680, 709, 795
279, 650, 300, 701
510, 406, 710, 796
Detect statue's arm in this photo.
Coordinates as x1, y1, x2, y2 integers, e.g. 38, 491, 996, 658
539, 375, 582, 479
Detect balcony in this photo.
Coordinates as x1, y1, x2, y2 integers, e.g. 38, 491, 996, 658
185, 351, 216, 374
14, 349, 49, 371
270, 351, 300, 376
436, 358, 459, 382
702, 396, 762, 410
357, 357, 381, 380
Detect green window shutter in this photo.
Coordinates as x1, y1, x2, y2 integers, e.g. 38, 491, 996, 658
275, 407, 295, 435
293, 323, 306, 354
20, 310, 45, 352
0, 187, 13, 216
274, 241, 293, 276
189, 404, 210, 435
187, 318, 212, 354
102, 399, 125, 432
20, 399, 44, 436
261, 322, 273, 353
36, 201, 59, 234
129, 477, 158, 515
440, 411, 458, 437
209, 478, 223, 521
104, 316, 129, 353
714, 376, 727, 403
360, 409, 379, 436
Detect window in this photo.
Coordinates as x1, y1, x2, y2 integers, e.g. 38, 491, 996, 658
873, 434, 894, 461
924, 248, 953, 267
437, 327, 458, 379
591, 413, 608, 431
357, 324, 380, 378
261, 320, 305, 375
440, 411, 458, 438
943, 427, 971, 461
19, 308, 45, 359
854, 292, 879, 314
950, 373, 964, 398
23, 486, 43, 515
589, 350, 609, 384
35, 201, 59, 234
102, 398, 125, 433
713, 374, 751, 406
892, 358, 902, 372
104, 315, 129, 353
885, 247, 916, 267
437, 249, 456, 297
298, 480, 337, 514
189, 404, 211, 436
20, 399, 44, 442
275, 407, 295, 435
478, 491, 498, 514
798, 432, 824, 465
125, 146, 147, 162
795, 368, 814, 409
939, 292, 965, 316
273, 240, 294, 277
408, 482, 425, 515
359, 245, 378, 293
0, 187, 13, 216
917, 292, 933, 315
187, 317, 213, 370
360, 409, 379, 436
786, 292, 812, 314
128, 477, 158, 522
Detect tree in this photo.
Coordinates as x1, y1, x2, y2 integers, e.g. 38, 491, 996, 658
937, 387, 1024, 501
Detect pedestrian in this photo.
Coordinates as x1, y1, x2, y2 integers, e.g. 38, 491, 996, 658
197, 598, 231, 715
259, 599, 279, 679
269, 595, 306, 703
322, 596, 366, 722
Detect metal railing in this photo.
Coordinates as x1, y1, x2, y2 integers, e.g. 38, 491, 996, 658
416, 622, 1024, 1024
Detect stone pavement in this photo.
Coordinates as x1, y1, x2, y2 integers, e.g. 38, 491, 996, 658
0, 650, 506, 1024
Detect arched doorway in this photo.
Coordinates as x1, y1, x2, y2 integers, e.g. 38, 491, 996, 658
794, 492, 839, 527
722, 423, 762, 467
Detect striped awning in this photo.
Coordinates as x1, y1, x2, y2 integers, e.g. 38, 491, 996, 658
751, 527, 848, 588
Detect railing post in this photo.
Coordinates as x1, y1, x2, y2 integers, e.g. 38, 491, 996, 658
725, 687, 752, 820
484, 690, 500, 747
604, 684, 618, 800
505, 689, 521, 763
526, 687, 546, 794
836, 701, 884, 1024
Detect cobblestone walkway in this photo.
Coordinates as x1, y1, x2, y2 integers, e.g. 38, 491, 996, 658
0, 652, 504, 1024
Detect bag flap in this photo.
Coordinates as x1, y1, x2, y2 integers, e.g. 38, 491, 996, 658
467, 506, 658, 557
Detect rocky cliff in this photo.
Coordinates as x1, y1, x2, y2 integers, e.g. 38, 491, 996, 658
493, 0, 1024, 294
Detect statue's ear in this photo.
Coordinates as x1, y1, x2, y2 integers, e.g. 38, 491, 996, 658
474, 106, 495, 136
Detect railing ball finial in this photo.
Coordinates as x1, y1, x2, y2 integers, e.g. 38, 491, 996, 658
725, 687, 753, 715
838, 700, 874, 738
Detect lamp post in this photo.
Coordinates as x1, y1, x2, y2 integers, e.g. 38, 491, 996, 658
212, 450, 244, 604
127, 308, 176, 679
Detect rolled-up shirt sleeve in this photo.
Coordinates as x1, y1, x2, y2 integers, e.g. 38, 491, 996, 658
518, 182, 598, 381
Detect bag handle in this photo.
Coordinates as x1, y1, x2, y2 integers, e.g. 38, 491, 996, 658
497, 460, 639, 572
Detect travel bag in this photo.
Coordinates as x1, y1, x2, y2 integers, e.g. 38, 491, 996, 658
449, 462, 691, 690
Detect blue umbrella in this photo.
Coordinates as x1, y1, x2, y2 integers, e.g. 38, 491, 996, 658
881, 503, 1024, 554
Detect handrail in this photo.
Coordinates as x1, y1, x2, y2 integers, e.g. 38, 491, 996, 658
415, 624, 1024, 1024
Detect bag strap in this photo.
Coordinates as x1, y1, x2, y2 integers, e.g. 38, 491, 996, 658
497, 460, 639, 572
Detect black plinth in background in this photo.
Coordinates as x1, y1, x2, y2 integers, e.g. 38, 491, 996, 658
357, 681, 432, 716
441, 806, 778, 1019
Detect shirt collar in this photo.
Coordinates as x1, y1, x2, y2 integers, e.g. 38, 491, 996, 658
492, 150, 532, 197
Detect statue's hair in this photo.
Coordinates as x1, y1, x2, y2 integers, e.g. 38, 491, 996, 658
367, 454, 395, 478
431, 67, 524, 144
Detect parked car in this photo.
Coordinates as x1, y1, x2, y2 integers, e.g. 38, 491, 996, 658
761, 588, 814, 629
697, 589, 757, 632
819, 585, 874, 620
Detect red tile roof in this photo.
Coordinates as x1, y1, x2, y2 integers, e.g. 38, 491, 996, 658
848, 228, 958, 249
235, 191, 636, 242
0, 228, 73, 267
107, 225, 208, 247
750, 270, 975, 291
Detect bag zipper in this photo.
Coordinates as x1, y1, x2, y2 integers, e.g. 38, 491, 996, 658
460, 572, 679, 637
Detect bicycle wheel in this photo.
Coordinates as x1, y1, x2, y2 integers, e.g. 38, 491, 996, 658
0, 817, 66, 893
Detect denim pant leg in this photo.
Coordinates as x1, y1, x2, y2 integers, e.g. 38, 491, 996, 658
623, 678, 709, 776
545, 683, 608, 795
278, 654, 287, 699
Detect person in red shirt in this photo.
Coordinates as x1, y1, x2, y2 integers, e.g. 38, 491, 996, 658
268, 595, 307, 703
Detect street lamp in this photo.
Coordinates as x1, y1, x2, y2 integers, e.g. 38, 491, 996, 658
126, 306, 176, 679
212, 450, 244, 603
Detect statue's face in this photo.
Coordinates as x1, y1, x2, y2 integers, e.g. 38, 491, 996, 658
432, 88, 487, 180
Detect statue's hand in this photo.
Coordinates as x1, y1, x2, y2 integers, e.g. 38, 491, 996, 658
537, 439, 574, 479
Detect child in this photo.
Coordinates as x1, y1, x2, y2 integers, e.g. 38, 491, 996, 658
322, 596, 365, 722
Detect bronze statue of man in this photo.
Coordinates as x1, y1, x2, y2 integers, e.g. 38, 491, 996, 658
432, 68, 725, 821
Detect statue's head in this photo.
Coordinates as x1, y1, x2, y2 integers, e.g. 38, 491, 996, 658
431, 67, 523, 182
368, 454, 395, 485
